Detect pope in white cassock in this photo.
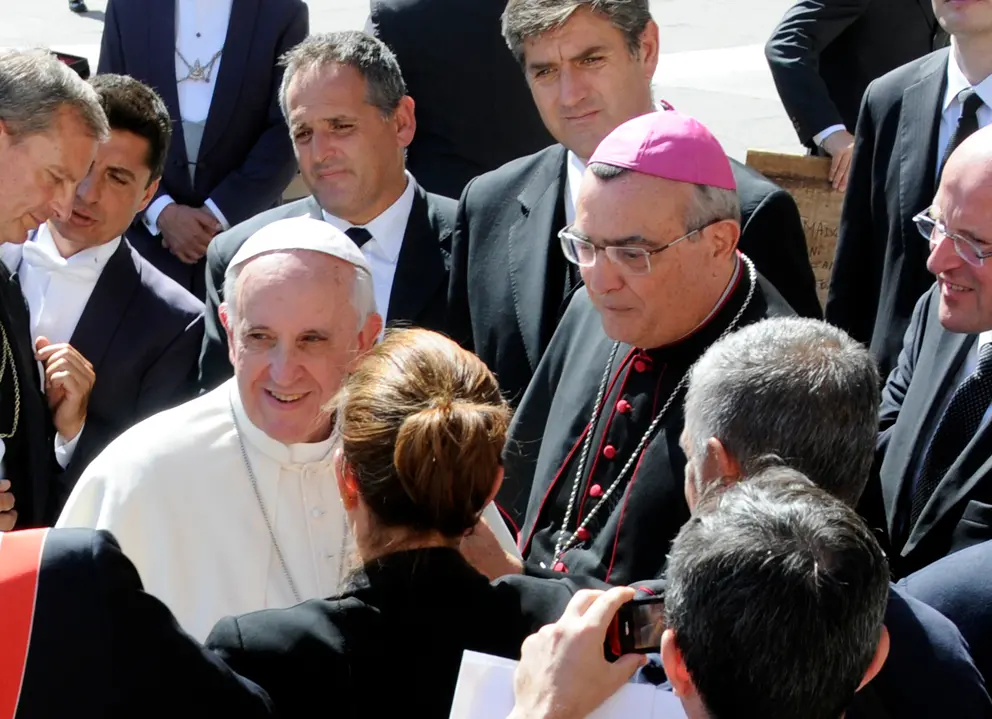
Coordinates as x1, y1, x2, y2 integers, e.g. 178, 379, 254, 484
57, 216, 517, 641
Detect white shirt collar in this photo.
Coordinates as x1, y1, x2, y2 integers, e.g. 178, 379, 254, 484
228, 380, 336, 467
29, 223, 122, 272
321, 171, 417, 262
564, 151, 587, 226
0, 243, 21, 274
943, 49, 992, 113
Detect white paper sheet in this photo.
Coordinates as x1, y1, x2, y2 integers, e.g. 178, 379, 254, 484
448, 650, 687, 719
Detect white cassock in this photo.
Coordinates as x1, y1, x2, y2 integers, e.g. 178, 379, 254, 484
57, 378, 519, 641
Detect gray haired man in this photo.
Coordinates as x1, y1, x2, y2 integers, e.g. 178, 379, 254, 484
678, 317, 990, 719
199, 30, 456, 392
0, 49, 108, 530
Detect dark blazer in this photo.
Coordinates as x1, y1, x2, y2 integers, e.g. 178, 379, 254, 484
368, 0, 553, 200
765, 0, 942, 148
48, 239, 204, 512
98, 0, 308, 297
826, 49, 949, 379
900, 540, 992, 687
198, 188, 456, 392
5, 528, 273, 718
0, 264, 55, 528
862, 284, 992, 578
448, 144, 820, 406
206, 547, 587, 719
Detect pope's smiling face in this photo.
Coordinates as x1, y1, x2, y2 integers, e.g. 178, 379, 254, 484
221, 250, 381, 445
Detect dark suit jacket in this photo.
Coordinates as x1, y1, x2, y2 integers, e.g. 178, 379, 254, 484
368, 0, 553, 200
4, 528, 273, 718
826, 49, 949, 379
900, 540, 992, 687
198, 188, 455, 392
862, 284, 992, 578
98, 0, 308, 297
49, 239, 204, 513
206, 547, 588, 719
448, 144, 820, 406
765, 0, 941, 147
0, 264, 55, 528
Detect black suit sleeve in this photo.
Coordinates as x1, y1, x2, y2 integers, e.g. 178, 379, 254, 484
88, 531, 274, 716
825, 80, 880, 344
764, 0, 872, 144
96, 0, 125, 74
739, 188, 822, 319
199, 239, 233, 392
134, 314, 204, 413
446, 181, 477, 351
207, 4, 308, 226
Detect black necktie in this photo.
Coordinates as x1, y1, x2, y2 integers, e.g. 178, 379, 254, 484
938, 89, 985, 181
911, 342, 992, 526
345, 227, 373, 248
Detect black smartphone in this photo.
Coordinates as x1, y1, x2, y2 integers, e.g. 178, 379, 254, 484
607, 596, 667, 656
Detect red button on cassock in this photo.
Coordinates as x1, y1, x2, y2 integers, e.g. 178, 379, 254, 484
576, 527, 591, 542
633, 360, 647, 373
588, 484, 604, 498
553, 561, 567, 573
616, 399, 632, 414
603, 445, 617, 460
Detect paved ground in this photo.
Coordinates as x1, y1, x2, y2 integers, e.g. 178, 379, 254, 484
1, 0, 805, 160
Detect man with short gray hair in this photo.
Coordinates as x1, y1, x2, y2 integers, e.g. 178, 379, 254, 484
447, 0, 820, 414
200, 31, 456, 392
58, 217, 385, 641
0, 49, 108, 530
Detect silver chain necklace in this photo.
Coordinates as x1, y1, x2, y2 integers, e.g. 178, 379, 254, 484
0, 318, 21, 440
176, 48, 223, 83
230, 398, 303, 605
552, 256, 758, 563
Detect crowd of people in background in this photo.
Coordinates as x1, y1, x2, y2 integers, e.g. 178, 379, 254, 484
2, 0, 992, 717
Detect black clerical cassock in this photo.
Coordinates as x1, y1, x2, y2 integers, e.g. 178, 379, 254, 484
502, 255, 795, 584
0, 259, 56, 527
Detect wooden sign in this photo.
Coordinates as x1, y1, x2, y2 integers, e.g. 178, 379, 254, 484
745, 150, 845, 310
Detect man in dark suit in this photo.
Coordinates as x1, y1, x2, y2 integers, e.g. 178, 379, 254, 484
827, 2, 992, 378
199, 32, 455, 392
899, 540, 992, 685
11, 75, 204, 514
765, 0, 943, 190
0, 51, 108, 531
861, 126, 992, 579
0, 527, 274, 717
449, 0, 820, 407
98, 0, 308, 299
367, 0, 553, 199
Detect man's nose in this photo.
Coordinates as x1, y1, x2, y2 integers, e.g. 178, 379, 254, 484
75, 174, 100, 206
926, 232, 965, 277
558, 66, 587, 110
49, 181, 78, 222
267, 343, 302, 383
582, 256, 624, 295
311, 130, 339, 166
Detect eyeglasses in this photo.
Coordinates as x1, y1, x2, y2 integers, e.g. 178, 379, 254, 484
558, 226, 702, 276
913, 207, 992, 267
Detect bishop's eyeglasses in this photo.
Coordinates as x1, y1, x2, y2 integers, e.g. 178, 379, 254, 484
558, 225, 704, 276
913, 207, 992, 267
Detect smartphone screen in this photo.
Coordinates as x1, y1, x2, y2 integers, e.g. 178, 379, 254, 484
608, 597, 667, 656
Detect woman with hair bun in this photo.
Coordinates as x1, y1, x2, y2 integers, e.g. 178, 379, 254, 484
205, 329, 589, 717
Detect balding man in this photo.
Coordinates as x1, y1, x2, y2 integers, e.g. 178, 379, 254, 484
0, 50, 108, 529
58, 217, 383, 640
861, 124, 992, 578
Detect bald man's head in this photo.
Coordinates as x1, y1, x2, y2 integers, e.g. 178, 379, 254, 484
926, 125, 992, 334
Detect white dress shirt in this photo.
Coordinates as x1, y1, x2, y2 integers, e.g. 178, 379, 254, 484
321, 171, 417, 320
564, 151, 586, 227
936, 51, 992, 177
143, 0, 234, 237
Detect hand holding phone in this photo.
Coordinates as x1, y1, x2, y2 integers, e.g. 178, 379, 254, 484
606, 595, 666, 657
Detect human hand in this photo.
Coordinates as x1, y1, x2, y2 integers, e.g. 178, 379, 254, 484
821, 129, 855, 192
460, 516, 524, 580
0, 479, 17, 531
509, 587, 647, 719
35, 337, 94, 442
159, 204, 221, 264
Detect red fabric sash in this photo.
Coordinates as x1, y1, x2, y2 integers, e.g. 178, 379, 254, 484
0, 529, 48, 719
